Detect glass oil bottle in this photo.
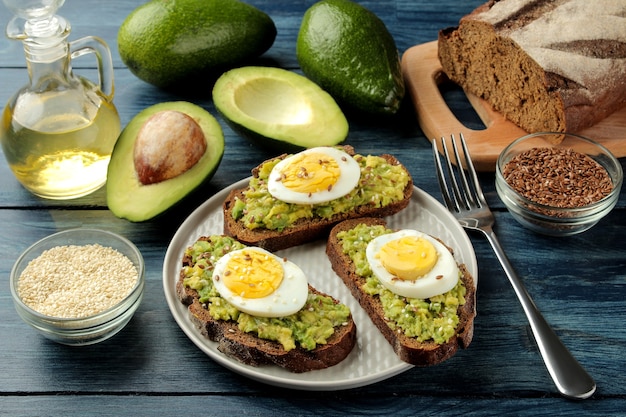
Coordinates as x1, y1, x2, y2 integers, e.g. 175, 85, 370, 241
0, 0, 121, 199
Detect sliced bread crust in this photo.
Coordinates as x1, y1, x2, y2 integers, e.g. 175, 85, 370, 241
176, 236, 357, 373
325, 218, 476, 366
223, 146, 413, 252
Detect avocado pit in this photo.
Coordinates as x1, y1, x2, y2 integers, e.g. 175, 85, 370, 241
133, 110, 207, 185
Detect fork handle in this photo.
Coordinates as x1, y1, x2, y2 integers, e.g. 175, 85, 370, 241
482, 227, 596, 399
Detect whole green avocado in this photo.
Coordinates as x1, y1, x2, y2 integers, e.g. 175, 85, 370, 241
118, 0, 277, 88
296, 0, 405, 115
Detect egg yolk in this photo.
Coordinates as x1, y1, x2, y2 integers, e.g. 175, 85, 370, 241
277, 151, 341, 194
221, 249, 283, 298
377, 236, 438, 280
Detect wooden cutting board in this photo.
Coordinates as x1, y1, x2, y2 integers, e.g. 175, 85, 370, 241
401, 41, 626, 171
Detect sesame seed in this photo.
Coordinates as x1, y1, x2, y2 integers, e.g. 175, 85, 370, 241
17, 244, 138, 319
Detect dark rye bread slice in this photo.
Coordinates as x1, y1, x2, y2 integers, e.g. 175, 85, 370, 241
223, 146, 413, 252
176, 236, 357, 373
326, 218, 476, 366
437, 0, 626, 136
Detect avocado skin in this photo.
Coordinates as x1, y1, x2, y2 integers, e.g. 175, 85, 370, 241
106, 102, 224, 222
220, 116, 308, 154
296, 0, 405, 115
118, 0, 276, 89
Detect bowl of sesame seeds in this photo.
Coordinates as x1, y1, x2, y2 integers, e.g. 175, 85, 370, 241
10, 228, 145, 345
496, 132, 623, 236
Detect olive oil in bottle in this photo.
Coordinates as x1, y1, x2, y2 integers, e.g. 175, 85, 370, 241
0, 0, 121, 199
2, 90, 120, 199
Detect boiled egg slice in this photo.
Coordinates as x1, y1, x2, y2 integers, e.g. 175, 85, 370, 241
212, 247, 308, 317
267, 146, 360, 204
366, 229, 460, 299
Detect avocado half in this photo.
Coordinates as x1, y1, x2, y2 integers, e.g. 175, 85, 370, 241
106, 101, 224, 221
212, 66, 348, 152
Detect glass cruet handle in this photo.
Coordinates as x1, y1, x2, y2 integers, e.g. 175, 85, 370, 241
69, 36, 115, 101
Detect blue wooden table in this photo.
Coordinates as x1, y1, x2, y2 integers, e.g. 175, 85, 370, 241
1, 1, 625, 415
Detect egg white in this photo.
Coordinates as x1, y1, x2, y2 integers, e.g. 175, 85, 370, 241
267, 146, 360, 204
212, 247, 309, 318
366, 230, 460, 299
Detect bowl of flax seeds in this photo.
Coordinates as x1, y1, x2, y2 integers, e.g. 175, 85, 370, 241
495, 132, 623, 236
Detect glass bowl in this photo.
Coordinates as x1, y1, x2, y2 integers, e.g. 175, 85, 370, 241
10, 228, 145, 345
496, 132, 623, 236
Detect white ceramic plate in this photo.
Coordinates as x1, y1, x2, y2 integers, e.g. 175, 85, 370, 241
163, 178, 478, 391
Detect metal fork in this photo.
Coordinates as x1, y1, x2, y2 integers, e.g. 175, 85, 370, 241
433, 133, 596, 400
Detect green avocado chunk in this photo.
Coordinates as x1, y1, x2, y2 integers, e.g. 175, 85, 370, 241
231, 151, 411, 231
337, 223, 467, 344
213, 66, 349, 152
106, 101, 224, 221
296, 0, 405, 114
118, 0, 276, 88
182, 235, 352, 351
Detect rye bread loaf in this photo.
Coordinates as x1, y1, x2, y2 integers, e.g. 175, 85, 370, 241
326, 218, 476, 366
176, 236, 357, 373
438, 0, 626, 138
223, 146, 413, 252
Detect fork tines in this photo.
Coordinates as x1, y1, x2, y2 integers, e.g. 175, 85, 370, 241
432, 133, 486, 213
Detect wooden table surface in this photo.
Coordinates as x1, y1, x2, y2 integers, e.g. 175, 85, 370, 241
1, 1, 625, 415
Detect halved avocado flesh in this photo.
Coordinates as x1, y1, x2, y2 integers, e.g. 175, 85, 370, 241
106, 101, 224, 221
212, 66, 348, 151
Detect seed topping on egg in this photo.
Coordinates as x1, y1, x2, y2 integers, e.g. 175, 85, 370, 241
267, 147, 361, 204
376, 236, 439, 281
366, 230, 460, 300
211, 247, 309, 317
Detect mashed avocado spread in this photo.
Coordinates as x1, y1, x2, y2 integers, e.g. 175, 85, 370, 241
181, 235, 351, 351
337, 224, 466, 344
231, 153, 411, 231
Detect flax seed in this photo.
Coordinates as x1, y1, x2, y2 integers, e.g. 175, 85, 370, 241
17, 244, 138, 319
502, 147, 613, 209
